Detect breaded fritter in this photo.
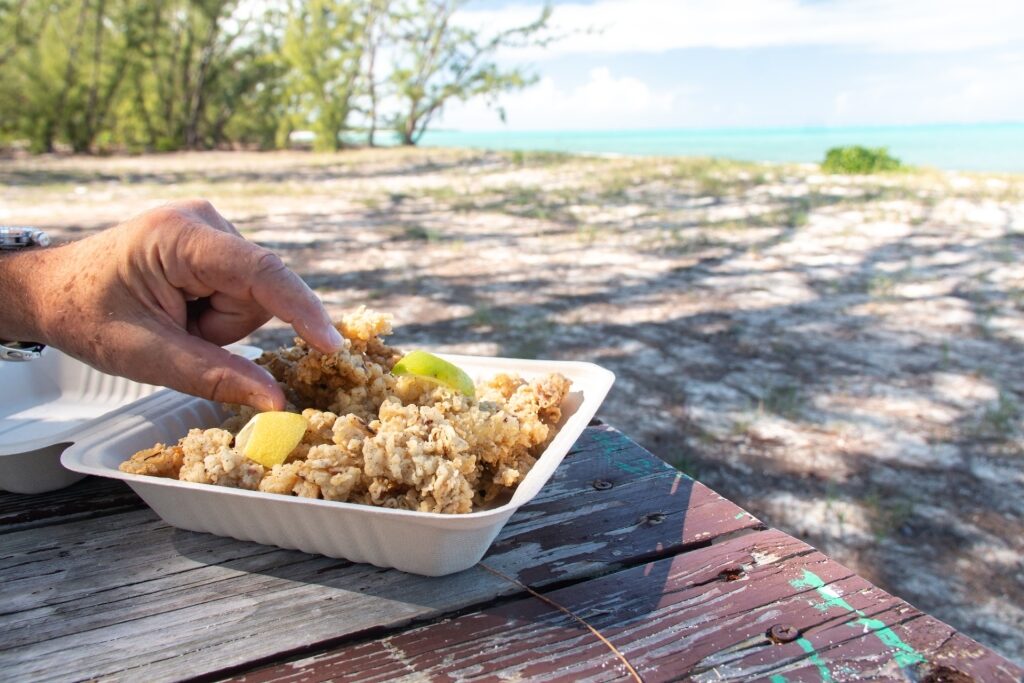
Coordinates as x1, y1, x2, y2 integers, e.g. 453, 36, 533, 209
120, 307, 571, 514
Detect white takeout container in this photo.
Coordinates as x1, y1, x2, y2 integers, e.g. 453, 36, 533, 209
62, 355, 615, 576
1, 344, 261, 494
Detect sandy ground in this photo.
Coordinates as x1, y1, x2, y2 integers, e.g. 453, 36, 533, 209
3, 148, 1023, 664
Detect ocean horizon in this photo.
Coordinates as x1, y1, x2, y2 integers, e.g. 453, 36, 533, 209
418, 123, 1024, 173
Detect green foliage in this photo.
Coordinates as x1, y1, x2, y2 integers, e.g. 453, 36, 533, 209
822, 146, 903, 174
388, 0, 552, 145
0, 0, 553, 153
281, 0, 366, 152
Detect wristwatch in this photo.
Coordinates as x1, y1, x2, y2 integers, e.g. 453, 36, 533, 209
1, 226, 52, 361
1, 226, 51, 250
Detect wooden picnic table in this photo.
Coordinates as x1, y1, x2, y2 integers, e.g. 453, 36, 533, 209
1, 423, 1020, 682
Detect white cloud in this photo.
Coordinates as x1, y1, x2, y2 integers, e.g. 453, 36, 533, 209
822, 55, 1024, 125
459, 0, 1024, 56
437, 67, 682, 130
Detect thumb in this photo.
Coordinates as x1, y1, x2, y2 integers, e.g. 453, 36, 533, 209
125, 324, 286, 411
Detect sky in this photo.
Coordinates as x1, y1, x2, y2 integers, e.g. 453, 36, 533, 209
438, 0, 1024, 131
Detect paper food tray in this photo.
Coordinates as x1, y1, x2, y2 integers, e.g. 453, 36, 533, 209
0, 344, 261, 494
62, 355, 615, 576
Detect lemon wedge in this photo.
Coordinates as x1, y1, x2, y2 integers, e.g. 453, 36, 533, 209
391, 350, 475, 399
234, 412, 308, 468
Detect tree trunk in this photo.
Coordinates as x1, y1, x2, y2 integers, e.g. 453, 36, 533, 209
185, 23, 220, 150
79, 0, 107, 152
402, 102, 418, 145
365, 5, 380, 147
39, 119, 56, 154
52, 0, 90, 152
367, 76, 378, 147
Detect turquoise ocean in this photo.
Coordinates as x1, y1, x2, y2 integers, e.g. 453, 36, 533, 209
418, 123, 1024, 173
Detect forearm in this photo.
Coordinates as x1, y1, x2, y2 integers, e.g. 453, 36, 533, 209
1, 201, 339, 409
0, 248, 55, 343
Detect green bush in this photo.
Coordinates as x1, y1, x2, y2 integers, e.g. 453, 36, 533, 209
821, 145, 903, 174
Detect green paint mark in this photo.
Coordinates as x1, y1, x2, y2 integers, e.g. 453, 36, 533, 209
735, 512, 746, 519
613, 459, 655, 475
590, 429, 621, 453
612, 455, 659, 476
769, 675, 788, 683
789, 568, 826, 590
590, 428, 667, 476
853, 618, 927, 668
796, 637, 833, 682
789, 570, 926, 671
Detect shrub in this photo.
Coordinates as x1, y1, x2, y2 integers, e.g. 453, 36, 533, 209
822, 146, 902, 174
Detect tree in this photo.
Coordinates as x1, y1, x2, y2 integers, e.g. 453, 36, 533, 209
362, 0, 391, 147
388, 0, 551, 146
0, 1, 90, 152
119, 0, 282, 151
217, 29, 290, 151
63, 0, 152, 152
280, 0, 366, 152
0, 0, 56, 68
0, 0, 556, 154
0, 1, 156, 153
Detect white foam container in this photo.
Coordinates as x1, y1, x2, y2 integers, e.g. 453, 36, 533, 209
62, 355, 614, 576
0, 344, 261, 494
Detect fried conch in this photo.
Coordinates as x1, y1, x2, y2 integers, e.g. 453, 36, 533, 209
120, 307, 571, 514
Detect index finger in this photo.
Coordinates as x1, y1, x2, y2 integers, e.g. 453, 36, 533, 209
167, 225, 343, 354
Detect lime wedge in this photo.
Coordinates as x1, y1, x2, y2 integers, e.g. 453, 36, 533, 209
391, 350, 475, 399
234, 412, 308, 468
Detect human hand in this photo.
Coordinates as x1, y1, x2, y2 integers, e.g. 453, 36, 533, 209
0, 199, 342, 410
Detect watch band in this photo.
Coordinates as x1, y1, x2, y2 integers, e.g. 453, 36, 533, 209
0, 341, 46, 361
0, 226, 52, 250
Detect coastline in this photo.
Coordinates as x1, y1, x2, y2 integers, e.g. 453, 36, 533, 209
418, 122, 1024, 173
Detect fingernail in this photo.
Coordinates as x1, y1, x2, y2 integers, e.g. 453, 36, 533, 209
252, 394, 277, 412
326, 325, 343, 350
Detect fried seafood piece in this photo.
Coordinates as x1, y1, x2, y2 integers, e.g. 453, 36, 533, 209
255, 307, 401, 419
303, 408, 338, 443
117, 303, 574, 516
281, 408, 341, 463
219, 405, 257, 435
299, 444, 364, 501
480, 373, 571, 429
363, 399, 478, 514
479, 373, 525, 400
258, 462, 303, 496
119, 443, 184, 479
177, 428, 264, 490
258, 447, 364, 501
475, 373, 571, 451
258, 413, 370, 501
366, 372, 571, 510
472, 372, 571, 501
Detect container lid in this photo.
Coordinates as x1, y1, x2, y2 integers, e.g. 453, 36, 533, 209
0, 344, 261, 455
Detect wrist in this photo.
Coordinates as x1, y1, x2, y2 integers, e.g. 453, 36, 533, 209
0, 247, 57, 346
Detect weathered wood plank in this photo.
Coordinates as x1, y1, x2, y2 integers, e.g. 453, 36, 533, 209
0, 476, 143, 534
231, 529, 1023, 683
0, 426, 760, 682
483, 425, 762, 586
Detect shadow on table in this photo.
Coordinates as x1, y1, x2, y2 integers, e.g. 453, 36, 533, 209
166, 432, 691, 640
234, 187, 1024, 662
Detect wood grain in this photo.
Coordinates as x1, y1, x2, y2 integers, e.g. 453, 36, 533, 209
0, 426, 759, 682
233, 529, 1024, 683
0, 476, 143, 534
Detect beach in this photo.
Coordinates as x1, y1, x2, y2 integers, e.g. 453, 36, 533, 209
3, 147, 1022, 664
420, 123, 1024, 173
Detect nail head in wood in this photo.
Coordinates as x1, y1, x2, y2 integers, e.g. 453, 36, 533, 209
641, 512, 666, 525
768, 623, 800, 643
